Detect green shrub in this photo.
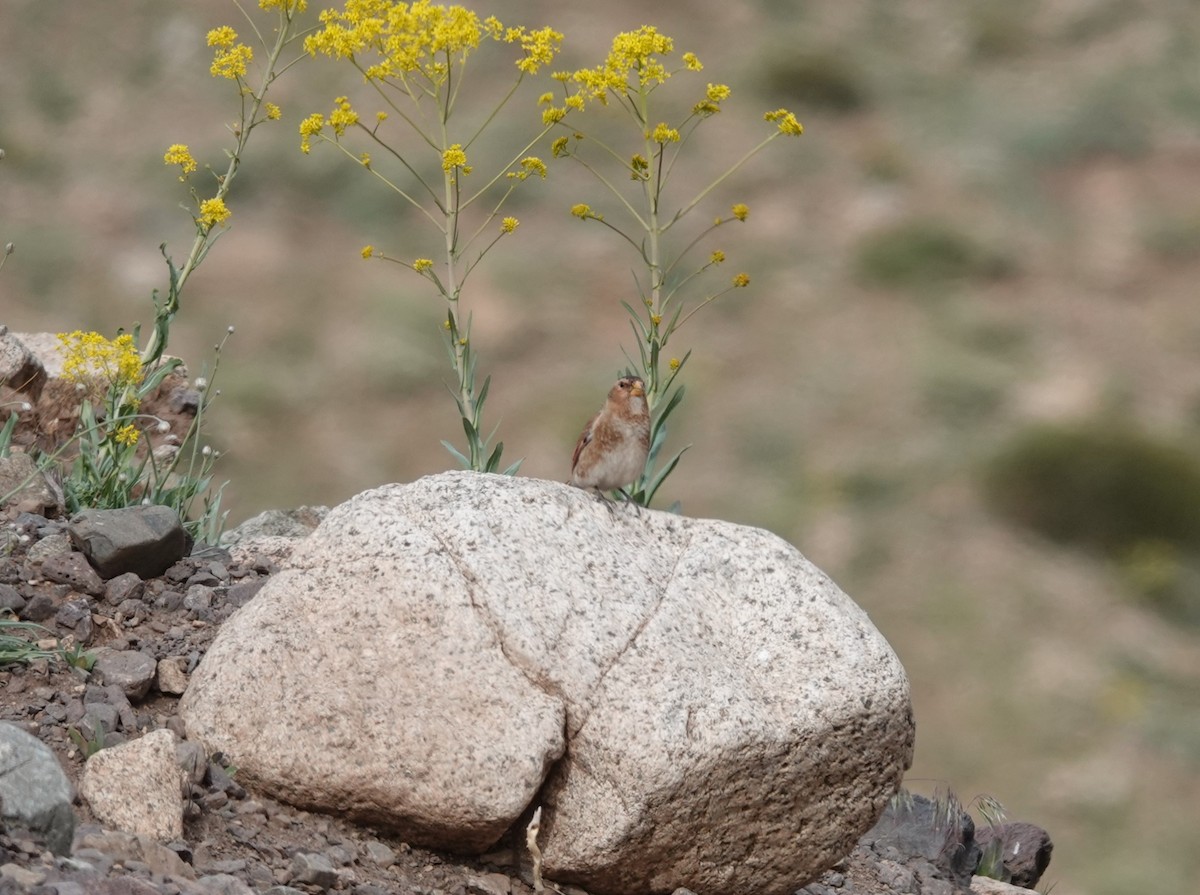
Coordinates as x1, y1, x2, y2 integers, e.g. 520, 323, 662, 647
760, 50, 869, 113
983, 421, 1200, 554
854, 219, 1012, 290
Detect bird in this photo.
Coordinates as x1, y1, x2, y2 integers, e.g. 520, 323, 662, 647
570, 375, 651, 505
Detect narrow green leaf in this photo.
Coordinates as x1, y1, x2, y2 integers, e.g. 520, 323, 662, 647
440, 439, 471, 468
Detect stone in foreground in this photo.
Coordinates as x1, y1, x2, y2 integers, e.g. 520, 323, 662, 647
79, 728, 186, 841
0, 721, 75, 855
180, 472, 913, 895
69, 505, 190, 580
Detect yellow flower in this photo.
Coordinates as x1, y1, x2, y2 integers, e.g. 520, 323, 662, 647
265, 102, 282, 120
504, 24, 563, 74
732, 203, 749, 221
329, 96, 358, 135
542, 106, 566, 125
113, 424, 140, 447
442, 144, 469, 173
571, 203, 592, 219
765, 108, 804, 136
501, 217, 519, 233
669, 357, 681, 371
733, 272, 750, 287
650, 122, 680, 143
682, 52, 702, 71
710, 250, 725, 264
163, 144, 197, 180
413, 258, 434, 272
206, 26, 238, 49
199, 197, 232, 228
211, 43, 253, 79
551, 136, 570, 158
57, 331, 144, 394
259, 0, 308, 11
361, 245, 374, 259
376, 110, 388, 122
650, 314, 662, 326
507, 156, 547, 180
359, 152, 371, 167
299, 113, 325, 154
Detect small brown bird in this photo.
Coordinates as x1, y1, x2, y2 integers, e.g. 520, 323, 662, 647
570, 375, 651, 502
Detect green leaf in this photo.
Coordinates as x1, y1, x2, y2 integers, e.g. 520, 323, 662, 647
644, 445, 690, 504
440, 439, 471, 468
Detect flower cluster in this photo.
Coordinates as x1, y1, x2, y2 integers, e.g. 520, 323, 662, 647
305, 0, 561, 84
208, 27, 254, 80
163, 144, 198, 180
58, 331, 143, 399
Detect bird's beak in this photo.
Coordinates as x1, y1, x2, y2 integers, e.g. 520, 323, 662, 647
631, 383, 645, 398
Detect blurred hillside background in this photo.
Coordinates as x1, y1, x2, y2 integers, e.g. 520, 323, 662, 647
4, 1, 1200, 892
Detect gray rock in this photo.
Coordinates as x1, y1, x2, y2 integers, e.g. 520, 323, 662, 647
181, 472, 914, 895
867, 793, 980, 887
27, 531, 72, 562
466, 872, 512, 895
0, 583, 25, 613
0, 327, 47, 401
69, 505, 191, 580
225, 579, 265, 607
17, 592, 54, 622
103, 572, 144, 606
0, 454, 60, 518
75, 829, 195, 879
289, 852, 337, 889
80, 703, 119, 741
362, 841, 395, 867
91, 650, 157, 702
78, 729, 185, 841
40, 552, 104, 596
193, 874, 254, 895
176, 740, 208, 785
0, 721, 75, 855
156, 656, 190, 695
55, 597, 93, 629
218, 506, 328, 568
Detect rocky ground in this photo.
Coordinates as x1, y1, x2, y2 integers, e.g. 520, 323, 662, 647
0, 509, 1030, 895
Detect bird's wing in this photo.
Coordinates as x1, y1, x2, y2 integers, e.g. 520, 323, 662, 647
570, 412, 598, 472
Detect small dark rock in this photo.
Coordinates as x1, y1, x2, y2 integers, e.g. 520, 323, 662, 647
18, 593, 55, 623
207, 762, 245, 799
55, 598, 91, 630
69, 505, 192, 580
975, 822, 1053, 888
40, 553, 104, 597
90, 650, 157, 702
289, 852, 337, 890
103, 572, 144, 607
0, 583, 25, 613
176, 741, 208, 786
80, 703, 120, 739
225, 579, 265, 608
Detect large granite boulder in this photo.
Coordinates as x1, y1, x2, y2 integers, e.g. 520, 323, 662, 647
180, 472, 914, 895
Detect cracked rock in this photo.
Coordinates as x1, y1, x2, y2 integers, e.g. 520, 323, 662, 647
179, 472, 913, 894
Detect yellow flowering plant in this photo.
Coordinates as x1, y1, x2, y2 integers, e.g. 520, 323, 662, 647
545, 26, 803, 506
2, 2, 308, 541
44, 331, 232, 535
149, 0, 309, 368
302, 0, 564, 473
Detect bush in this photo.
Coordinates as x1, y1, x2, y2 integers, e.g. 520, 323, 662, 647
760, 50, 869, 114
982, 420, 1200, 554
854, 219, 1012, 290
